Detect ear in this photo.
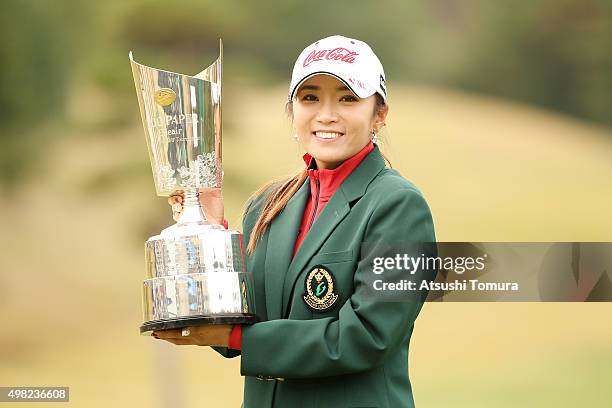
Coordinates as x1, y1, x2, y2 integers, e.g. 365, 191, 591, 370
373, 104, 389, 133
285, 101, 294, 121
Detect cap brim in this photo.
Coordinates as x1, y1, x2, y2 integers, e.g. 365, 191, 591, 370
289, 71, 376, 101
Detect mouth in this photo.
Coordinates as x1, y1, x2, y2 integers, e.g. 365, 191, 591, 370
313, 131, 344, 141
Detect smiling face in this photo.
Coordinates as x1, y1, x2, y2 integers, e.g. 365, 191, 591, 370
292, 74, 388, 170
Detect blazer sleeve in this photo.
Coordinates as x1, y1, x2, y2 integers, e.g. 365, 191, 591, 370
239, 188, 436, 379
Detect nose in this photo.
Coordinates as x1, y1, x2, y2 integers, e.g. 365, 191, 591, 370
315, 99, 339, 124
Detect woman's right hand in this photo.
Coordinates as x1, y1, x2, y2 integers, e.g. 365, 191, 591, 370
168, 186, 225, 225
168, 194, 185, 222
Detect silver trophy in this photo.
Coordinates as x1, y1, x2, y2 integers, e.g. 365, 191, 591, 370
129, 40, 256, 334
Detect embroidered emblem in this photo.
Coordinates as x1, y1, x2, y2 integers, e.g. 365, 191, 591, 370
303, 265, 339, 311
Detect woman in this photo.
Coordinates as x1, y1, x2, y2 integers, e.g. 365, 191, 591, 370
154, 35, 436, 408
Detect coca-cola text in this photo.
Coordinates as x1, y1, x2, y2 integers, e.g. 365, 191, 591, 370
303, 47, 359, 67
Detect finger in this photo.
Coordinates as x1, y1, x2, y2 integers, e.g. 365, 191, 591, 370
154, 329, 183, 339
161, 338, 193, 346
184, 326, 210, 338
168, 195, 183, 205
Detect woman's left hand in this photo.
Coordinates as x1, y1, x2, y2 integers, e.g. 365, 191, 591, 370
153, 325, 233, 347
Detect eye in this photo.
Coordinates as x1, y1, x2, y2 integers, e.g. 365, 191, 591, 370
300, 94, 318, 101
340, 94, 358, 102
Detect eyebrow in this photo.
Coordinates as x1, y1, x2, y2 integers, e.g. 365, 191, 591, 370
299, 85, 351, 92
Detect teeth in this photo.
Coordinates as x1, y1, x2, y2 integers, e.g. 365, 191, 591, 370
315, 131, 342, 139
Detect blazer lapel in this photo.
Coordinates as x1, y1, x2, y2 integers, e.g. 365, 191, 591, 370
281, 145, 387, 317
264, 179, 309, 320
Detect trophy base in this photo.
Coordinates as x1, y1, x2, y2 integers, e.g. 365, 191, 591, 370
140, 313, 258, 335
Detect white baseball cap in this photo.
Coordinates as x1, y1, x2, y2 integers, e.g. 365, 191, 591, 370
288, 35, 387, 102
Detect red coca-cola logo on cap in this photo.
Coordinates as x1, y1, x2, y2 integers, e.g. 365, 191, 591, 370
303, 47, 359, 67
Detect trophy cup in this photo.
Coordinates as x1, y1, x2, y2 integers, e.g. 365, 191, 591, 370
129, 40, 256, 334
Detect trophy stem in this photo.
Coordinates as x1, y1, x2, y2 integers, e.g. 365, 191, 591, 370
183, 189, 200, 207
176, 189, 208, 225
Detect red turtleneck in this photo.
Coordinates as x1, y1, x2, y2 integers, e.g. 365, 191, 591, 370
293, 141, 374, 256
228, 141, 375, 351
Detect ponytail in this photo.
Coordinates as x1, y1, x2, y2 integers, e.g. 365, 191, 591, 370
245, 168, 308, 255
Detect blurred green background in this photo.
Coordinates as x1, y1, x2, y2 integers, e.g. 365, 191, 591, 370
0, 0, 611, 407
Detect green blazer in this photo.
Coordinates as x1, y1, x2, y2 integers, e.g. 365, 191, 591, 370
215, 145, 436, 408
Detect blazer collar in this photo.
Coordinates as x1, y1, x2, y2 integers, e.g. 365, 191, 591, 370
338, 143, 386, 203
262, 144, 387, 319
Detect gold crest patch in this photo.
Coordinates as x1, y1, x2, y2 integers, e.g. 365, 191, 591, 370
154, 88, 177, 106
303, 265, 339, 311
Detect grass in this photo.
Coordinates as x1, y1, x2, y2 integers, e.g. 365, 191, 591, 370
0, 83, 611, 407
